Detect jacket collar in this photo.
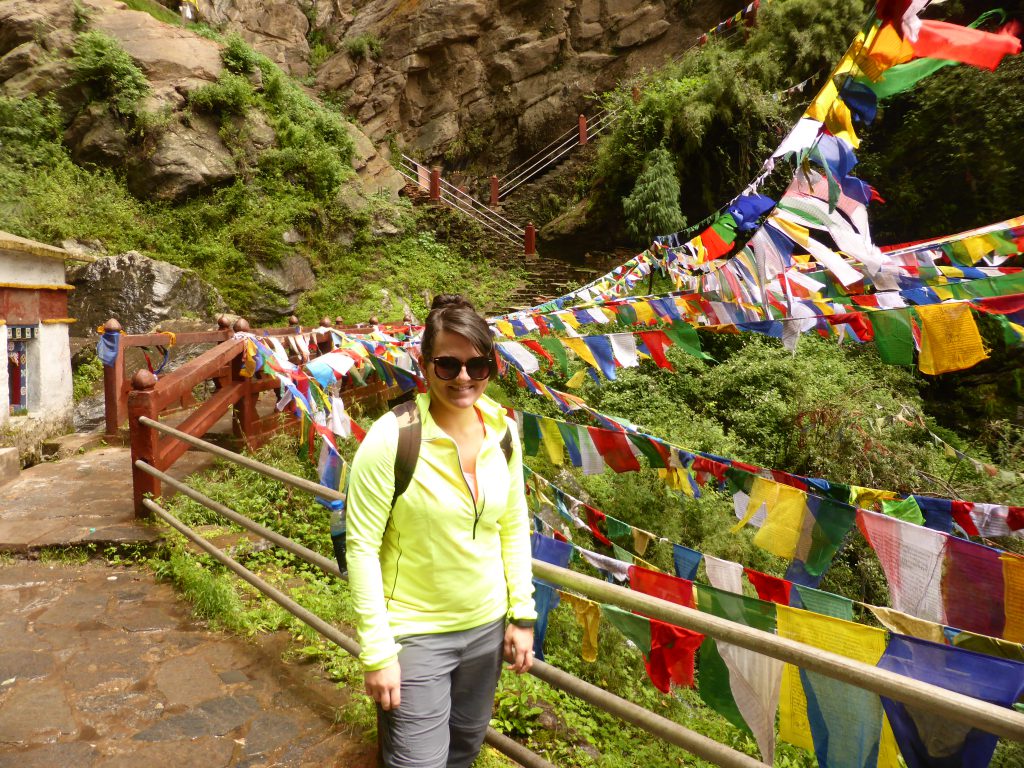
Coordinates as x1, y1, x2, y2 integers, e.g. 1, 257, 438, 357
415, 391, 508, 441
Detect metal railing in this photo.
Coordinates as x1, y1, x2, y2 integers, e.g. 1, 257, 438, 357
132, 419, 1024, 766
397, 155, 525, 245
497, 110, 617, 200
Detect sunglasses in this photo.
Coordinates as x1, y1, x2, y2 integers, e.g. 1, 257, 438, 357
431, 355, 493, 381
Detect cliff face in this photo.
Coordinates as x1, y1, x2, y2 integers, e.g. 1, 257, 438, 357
196, 0, 731, 164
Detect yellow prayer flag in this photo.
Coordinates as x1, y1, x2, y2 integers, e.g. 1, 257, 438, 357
771, 215, 810, 248
561, 592, 601, 663
633, 301, 656, 324
562, 337, 600, 369
916, 303, 988, 375
777, 606, 900, 765
931, 285, 954, 301
1001, 554, 1024, 644
539, 418, 565, 466
733, 478, 808, 560
634, 556, 661, 572
565, 369, 588, 389
495, 320, 515, 339
849, 485, 898, 510
962, 234, 995, 265
557, 311, 580, 329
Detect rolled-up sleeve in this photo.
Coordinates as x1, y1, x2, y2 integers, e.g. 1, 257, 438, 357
346, 413, 403, 670
498, 420, 537, 622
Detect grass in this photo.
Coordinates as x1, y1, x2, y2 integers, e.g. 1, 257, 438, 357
120, 0, 184, 26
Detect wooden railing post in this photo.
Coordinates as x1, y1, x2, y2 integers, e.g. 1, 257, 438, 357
578, 114, 588, 146
489, 175, 499, 207
429, 166, 441, 202
525, 222, 536, 256
128, 369, 160, 517
102, 318, 126, 439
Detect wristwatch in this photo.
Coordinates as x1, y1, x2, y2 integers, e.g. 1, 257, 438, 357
509, 618, 536, 629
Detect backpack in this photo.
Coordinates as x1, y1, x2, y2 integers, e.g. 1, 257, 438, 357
331, 400, 513, 577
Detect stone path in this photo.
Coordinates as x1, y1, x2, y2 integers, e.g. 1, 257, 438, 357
0, 560, 376, 767
0, 444, 377, 766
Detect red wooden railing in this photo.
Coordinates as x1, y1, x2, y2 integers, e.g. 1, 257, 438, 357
123, 319, 403, 515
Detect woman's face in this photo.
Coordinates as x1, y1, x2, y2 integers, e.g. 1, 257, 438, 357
424, 330, 490, 414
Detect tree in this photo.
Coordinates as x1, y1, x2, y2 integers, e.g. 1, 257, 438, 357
622, 147, 686, 246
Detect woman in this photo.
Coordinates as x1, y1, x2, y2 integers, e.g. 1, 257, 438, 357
346, 294, 537, 768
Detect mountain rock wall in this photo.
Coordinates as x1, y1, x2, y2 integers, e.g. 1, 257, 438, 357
196, 0, 731, 164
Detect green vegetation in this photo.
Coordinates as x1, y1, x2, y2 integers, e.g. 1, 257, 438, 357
0, 34, 521, 317
120, 0, 183, 26
344, 34, 383, 61
72, 354, 104, 403
622, 146, 686, 245
71, 31, 151, 122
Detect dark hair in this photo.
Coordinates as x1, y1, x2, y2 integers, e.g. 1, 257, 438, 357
421, 294, 494, 362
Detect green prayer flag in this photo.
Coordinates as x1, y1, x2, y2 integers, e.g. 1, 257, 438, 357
601, 604, 652, 656
606, 516, 633, 549
628, 434, 668, 468
859, 58, 956, 100
616, 304, 638, 326
538, 337, 569, 375
695, 585, 777, 738
793, 584, 854, 621
522, 413, 541, 457
881, 496, 925, 525
724, 467, 756, 496
612, 543, 634, 564
800, 497, 856, 577
663, 324, 713, 361
952, 631, 1024, 663
868, 309, 915, 366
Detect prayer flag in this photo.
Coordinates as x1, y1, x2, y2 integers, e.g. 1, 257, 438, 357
877, 634, 1024, 768
915, 303, 988, 375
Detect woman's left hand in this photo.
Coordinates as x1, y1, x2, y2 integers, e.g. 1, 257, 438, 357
503, 624, 535, 674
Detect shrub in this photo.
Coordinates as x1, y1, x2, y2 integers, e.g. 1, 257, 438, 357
188, 72, 256, 116
71, 31, 150, 120
222, 33, 260, 74
622, 146, 686, 245
344, 34, 383, 60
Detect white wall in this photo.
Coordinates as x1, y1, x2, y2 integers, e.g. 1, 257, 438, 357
33, 323, 72, 419
0, 324, 8, 430
0, 251, 65, 286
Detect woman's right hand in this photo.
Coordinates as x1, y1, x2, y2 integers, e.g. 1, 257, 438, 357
365, 662, 402, 711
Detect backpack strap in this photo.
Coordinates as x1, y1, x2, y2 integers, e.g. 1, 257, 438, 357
391, 400, 422, 509
500, 428, 513, 463
390, 401, 515, 510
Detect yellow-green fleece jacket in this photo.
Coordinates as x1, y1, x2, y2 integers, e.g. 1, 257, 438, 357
346, 392, 537, 671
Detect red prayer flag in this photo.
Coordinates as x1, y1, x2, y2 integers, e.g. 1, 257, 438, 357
522, 339, 555, 369
584, 506, 614, 547
587, 427, 642, 473
638, 330, 675, 371
951, 500, 979, 537
647, 621, 704, 692
744, 568, 793, 605
1007, 506, 1024, 531
629, 565, 695, 608
913, 19, 1022, 70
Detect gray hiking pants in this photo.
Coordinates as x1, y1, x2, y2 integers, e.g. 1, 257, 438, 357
378, 618, 505, 768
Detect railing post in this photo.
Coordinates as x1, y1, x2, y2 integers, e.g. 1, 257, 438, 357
102, 318, 126, 440
578, 114, 588, 146
489, 175, 499, 207
128, 369, 160, 517
525, 222, 536, 256
429, 166, 441, 202
230, 319, 259, 448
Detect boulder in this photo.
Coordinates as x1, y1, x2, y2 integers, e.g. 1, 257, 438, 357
127, 114, 236, 201
68, 251, 224, 334
253, 253, 316, 316
0, 41, 42, 82
64, 104, 132, 168
92, 4, 224, 83
196, 0, 311, 76
0, 1, 73, 58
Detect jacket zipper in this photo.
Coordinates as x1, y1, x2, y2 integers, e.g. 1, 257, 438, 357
434, 436, 484, 539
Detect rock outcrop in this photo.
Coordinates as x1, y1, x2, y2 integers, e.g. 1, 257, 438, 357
0, 0, 403, 203
68, 251, 224, 334
197, 0, 728, 163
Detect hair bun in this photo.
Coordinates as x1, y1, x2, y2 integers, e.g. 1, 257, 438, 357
430, 294, 475, 312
